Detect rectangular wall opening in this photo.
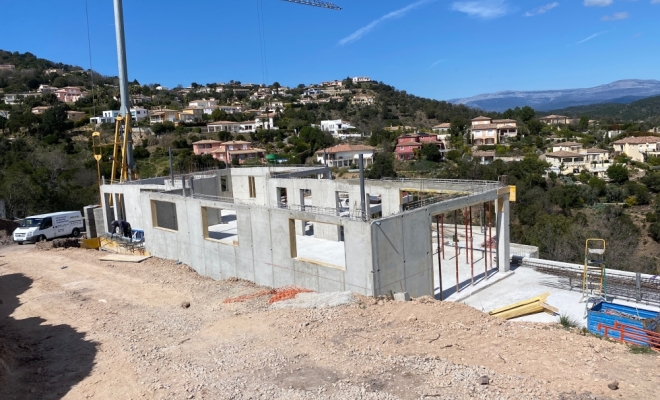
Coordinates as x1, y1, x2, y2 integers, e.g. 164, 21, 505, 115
277, 187, 288, 207
151, 200, 178, 231
290, 218, 346, 269
335, 191, 350, 217
220, 176, 228, 192
202, 207, 239, 246
248, 176, 256, 198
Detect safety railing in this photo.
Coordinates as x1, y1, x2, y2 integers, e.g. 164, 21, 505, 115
277, 202, 366, 221
598, 321, 660, 350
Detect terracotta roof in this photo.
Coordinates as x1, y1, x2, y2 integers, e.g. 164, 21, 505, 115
472, 151, 495, 157
207, 121, 241, 125
545, 151, 583, 158
472, 116, 492, 121
612, 136, 660, 145
228, 149, 265, 155
492, 119, 516, 123
192, 140, 222, 145
553, 141, 582, 147
316, 144, 376, 154
433, 123, 451, 129
222, 141, 251, 145
471, 124, 498, 130
583, 148, 609, 153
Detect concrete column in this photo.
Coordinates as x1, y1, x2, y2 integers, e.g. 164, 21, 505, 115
496, 195, 510, 273
113, 193, 120, 221
296, 189, 306, 235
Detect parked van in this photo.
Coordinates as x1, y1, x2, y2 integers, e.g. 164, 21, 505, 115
13, 211, 84, 244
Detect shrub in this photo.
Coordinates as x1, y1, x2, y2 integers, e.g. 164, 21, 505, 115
559, 314, 578, 329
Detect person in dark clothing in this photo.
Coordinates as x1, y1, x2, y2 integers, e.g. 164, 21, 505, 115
110, 219, 132, 240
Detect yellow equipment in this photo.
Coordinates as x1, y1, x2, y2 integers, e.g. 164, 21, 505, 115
489, 292, 558, 320
581, 238, 607, 301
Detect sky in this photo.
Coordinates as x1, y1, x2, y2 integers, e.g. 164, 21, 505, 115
1, 0, 659, 100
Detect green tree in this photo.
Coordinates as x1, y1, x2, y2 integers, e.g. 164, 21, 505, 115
366, 153, 397, 179
419, 143, 441, 162
606, 164, 629, 184
578, 116, 589, 131
519, 106, 535, 122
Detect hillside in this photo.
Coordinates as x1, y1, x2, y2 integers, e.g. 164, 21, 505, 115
450, 79, 660, 112
546, 95, 660, 122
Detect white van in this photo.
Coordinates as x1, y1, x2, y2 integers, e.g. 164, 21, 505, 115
13, 211, 84, 244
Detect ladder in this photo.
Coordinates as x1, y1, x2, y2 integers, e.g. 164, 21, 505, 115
581, 238, 606, 301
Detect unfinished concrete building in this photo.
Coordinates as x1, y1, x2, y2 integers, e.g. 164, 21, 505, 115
99, 166, 512, 298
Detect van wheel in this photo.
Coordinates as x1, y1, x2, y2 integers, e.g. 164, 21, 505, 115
72, 228, 80, 238
39, 235, 47, 243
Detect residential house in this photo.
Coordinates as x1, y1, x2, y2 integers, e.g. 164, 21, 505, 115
192, 139, 223, 155
551, 141, 582, 153
31, 106, 52, 115
189, 99, 217, 108
472, 151, 495, 165
540, 115, 573, 125
45, 68, 64, 75
315, 144, 376, 167
351, 95, 375, 105
131, 107, 149, 121
0, 64, 15, 70
319, 119, 356, 137
395, 133, 446, 161
470, 116, 518, 145
543, 151, 585, 175
131, 94, 152, 105
55, 87, 86, 103
352, 76, 371, 84
38, 84, 57, 93
67, 111, 86, 121
3, 92, 39, 105
149, 109, 179, 124
206, 117, 274, 134
209, 141, 266, 164
432, 123, 451, 134
178, 107, 204, 123
612, 136, 660, 162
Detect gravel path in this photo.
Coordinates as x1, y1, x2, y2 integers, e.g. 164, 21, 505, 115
0, 246, 658, 399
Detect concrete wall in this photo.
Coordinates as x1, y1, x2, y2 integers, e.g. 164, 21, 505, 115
137, 192, 375, 296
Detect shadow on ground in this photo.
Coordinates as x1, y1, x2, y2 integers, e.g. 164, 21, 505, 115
0, 273, 97, 399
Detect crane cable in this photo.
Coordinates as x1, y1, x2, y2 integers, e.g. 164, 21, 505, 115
256, 0, 269, 87
85, 0, 96, 118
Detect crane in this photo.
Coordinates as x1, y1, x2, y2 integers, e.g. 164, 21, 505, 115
103, 0, 341, 184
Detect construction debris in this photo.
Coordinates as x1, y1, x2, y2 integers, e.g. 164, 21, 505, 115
489, 292, 558, 320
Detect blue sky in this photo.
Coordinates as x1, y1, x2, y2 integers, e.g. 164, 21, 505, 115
1, 0, 659, 100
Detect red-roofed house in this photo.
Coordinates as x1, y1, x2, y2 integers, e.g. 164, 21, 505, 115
395, 133, 446, 161
315, 144, 376, 167
209, 141, 266, 164
612, 136, 660, 162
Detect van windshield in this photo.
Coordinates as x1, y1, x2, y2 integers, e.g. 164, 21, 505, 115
20, 218, 43, 228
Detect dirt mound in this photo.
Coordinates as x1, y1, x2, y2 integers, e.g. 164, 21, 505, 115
0, 220, 18, 246
35, 238, 80, 250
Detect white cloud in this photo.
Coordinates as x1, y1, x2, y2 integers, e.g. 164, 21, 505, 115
602, 11, 630, 20
430, 59, 445, 68
575, 31, 607, 44
450, 0, 509, 19
337, 0, 435, 46
583, 0, 613, 6
524, 2, 559, 17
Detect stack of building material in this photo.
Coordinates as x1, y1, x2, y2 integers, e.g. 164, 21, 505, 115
489, 292, 558, 320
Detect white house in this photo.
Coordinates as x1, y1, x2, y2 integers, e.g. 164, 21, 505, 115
315, 144, 376, 167
319, 119, 356, 137
612, 136, 660, 162
432, 123, 451, 134
130, 107, 149, 121
206, 117, 275, 134
188, 99, 217, 108
470, 116, 518, 145
352, 76, 371, 84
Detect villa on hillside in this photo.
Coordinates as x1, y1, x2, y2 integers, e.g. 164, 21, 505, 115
395, 133, 446, 161
315, 144, 376, 167
611, 136, 660, 163
470, 116, 518, 145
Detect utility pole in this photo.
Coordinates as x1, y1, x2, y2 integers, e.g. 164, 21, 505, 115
113, 0, 134, 177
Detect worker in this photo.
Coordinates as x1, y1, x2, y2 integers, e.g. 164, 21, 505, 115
110, 219, 132, 240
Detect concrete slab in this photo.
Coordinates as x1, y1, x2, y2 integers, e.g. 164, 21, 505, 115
459, 266, 660, 327
295, 232, 346, 269
99, 254, 151, 263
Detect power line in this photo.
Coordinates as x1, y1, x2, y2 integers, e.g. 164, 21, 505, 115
85, 0, 96, 118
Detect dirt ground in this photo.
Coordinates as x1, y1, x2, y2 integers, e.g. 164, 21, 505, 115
0, 245, 658, 400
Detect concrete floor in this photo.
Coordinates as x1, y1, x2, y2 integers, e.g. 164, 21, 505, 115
457, 265, 660, 327
208, 210, 238, 245
295, 222, 346, 269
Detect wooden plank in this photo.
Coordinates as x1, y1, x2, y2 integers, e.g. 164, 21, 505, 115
99, 254, 151, 263
489, 292, 550, 315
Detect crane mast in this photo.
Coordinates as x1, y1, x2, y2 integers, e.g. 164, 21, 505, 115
108, 0, 340, 182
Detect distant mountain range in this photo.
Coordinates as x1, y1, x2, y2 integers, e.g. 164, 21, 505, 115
449, 80, 660, 112
545, 95, 660, 121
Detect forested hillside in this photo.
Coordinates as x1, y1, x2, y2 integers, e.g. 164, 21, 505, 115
546, 95, 660, 124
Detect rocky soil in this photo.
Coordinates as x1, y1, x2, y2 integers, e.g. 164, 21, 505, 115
0, 245, 658, 399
